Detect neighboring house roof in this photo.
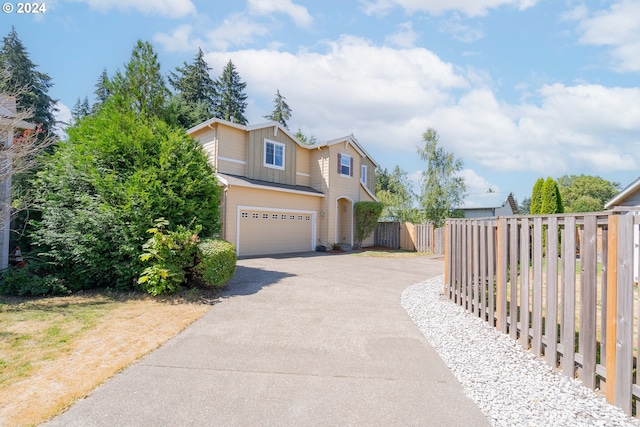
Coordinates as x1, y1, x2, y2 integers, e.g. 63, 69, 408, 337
187, 118, 379, 166
217, 173, 325, 197
605, 176, 640, 209
457, 192, 518, 213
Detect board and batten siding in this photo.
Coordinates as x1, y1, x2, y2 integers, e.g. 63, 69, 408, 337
246, 127, 297, 185
295, 145, 311, 187
216, 125, 247, 175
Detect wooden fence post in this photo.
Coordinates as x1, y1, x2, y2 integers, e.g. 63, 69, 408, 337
606, 214, 618, 405
614, 214, 634, 414
444, 221, 449, 294
496, 218, 508, 333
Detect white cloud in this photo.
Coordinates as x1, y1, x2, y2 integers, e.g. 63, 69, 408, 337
155, 15, 269, 52
196, 35, 640, 179
67, 0, 196, 17
458, 169, 500, 194
247, 0, 313, 27
360, 0, 539, 17
570, 0, 640, 72
53, 102, 72, 139
439, 14, 485, 42
386, 21, 419, 48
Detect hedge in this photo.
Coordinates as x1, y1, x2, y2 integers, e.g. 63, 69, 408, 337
194, 239, 237, 288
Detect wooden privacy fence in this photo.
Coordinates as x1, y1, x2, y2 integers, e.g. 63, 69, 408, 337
374, 222, 445, 254
445, 213, 640, 415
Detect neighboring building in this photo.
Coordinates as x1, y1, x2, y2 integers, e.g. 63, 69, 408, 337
188, 118, 378, 256
0, 95, 34, 269
605, 176, 640, 283
456, 192, 518, 219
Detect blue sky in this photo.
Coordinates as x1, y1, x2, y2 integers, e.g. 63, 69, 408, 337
2, 0, 640, 206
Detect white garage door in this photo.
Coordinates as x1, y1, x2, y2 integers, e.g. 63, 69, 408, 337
237, 208, 315, 256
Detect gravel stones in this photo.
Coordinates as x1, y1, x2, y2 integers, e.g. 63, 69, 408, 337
401, 275, 640, 427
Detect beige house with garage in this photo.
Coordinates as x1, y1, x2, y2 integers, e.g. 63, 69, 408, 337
188, 118, 379, 257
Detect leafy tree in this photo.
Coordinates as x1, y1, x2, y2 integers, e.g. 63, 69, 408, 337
215, 60, 248, 125
264, 89, 292, 129
530, 178, 544, 214
29, 103, 221, 290
0, 26, 57, 137
417, 128, 466, 228
375, 166, 421, 222
354, 201, 384, 248
556, 174, 620, 212
109, 40, 169, 118
168, 47, 218, 123
164, 94, 211, 129
295, 128, 317, 145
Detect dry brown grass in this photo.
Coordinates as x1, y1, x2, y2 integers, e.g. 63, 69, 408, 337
0, 291, 213, 427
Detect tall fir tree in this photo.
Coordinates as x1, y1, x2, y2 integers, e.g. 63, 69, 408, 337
109, 40, 169, 118
0, 26, 57, 136
168, 47, 218, 115
541, 177, 563, 214
530, 178, 544, 214
264, 89, 292, 129
71, 96, 91, 123
215, 60, 248, 125
92, 68, 111, 112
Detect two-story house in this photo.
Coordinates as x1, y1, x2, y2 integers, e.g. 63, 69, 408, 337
188, 118, 379, 257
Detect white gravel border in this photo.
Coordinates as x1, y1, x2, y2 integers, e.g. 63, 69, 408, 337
402, 275, 640, 427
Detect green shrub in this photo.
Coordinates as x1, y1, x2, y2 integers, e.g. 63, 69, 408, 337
138, 218, 201, 295
194, 239, 236, 289
0, 265, 69, 296
29, 104, 221, 290
354, 201, 384, 248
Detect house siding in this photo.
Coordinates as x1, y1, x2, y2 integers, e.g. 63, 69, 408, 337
247, 127, 297, 185
295, 145, 311, 187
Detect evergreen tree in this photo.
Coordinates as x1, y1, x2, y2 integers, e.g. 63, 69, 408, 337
0, 26, 57, 136
538, 177, 564, 214
418, 128, 466, 227
530, 178, 544, 214
215, 60, 248, 125
264, 89, 292, 129
71, 96, 91, 122
295, 128, 317, 145
168, 47, 218, 117
109, 40, 169, 118
92, 68, 110, 112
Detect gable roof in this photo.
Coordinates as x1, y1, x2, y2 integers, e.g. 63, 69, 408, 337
188, 118, 378, 167
312, 134, 379, 167
457, 192, 517, 213
605, 176, 640, 209
188, 118, 306, 149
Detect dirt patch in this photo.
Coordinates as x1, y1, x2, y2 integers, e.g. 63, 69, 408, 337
0, 290, 215, 427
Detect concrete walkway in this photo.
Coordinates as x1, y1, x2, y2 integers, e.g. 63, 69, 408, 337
45, 252, 489, 426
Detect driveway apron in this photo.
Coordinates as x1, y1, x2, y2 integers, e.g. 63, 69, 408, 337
45, 253, 489, 426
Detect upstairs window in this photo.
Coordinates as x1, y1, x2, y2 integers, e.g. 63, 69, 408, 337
338, 153, 353, 177
361, 164, 368, 185
264, 139, 285, 169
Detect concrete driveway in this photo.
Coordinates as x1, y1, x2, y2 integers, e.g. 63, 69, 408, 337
45, 252, 489, 426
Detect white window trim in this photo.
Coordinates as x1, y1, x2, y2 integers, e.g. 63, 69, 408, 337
264, 138, 285, 170
340, 153, 352, 177
361, 164, 367, 185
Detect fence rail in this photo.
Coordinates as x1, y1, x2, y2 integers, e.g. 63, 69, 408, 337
445, 212, 639, 415
374, 222, 445, 254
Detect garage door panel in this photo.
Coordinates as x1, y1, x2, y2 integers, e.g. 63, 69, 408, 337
239, 209, 313, 256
